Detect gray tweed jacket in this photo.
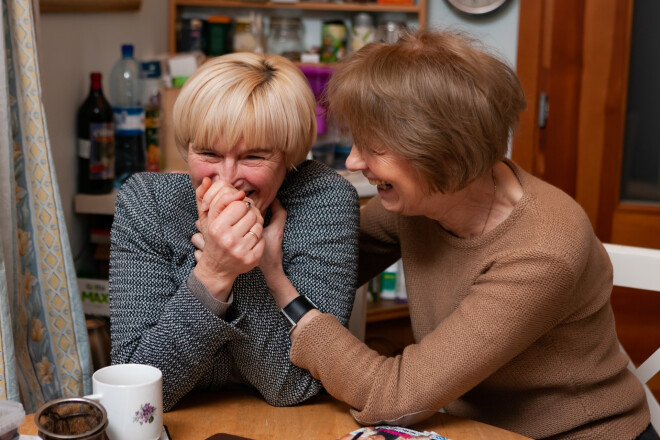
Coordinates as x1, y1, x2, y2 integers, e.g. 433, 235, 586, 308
109, 160, 359, 411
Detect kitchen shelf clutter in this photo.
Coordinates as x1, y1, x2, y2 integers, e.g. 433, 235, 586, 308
168, 0, 427, 61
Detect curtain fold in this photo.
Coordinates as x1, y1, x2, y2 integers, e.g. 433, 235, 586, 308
0, 0, 91, 412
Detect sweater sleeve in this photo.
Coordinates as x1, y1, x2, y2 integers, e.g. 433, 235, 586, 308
228, 162, 361, 406
291, 248, 580, 426
356, 196, 402, 286
109, 174, 246, 411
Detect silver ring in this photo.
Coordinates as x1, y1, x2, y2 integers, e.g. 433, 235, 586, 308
245, 201, 251, 209
246, 231, 259, 241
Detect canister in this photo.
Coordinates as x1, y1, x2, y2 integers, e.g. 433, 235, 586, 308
321, 20, 348, 63
351, 13, 375, 52
206, 15, 232, 56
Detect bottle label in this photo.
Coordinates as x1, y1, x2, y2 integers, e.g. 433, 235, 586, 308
87, 122, 115, 180
79, 138, 91, 159
113, 107, 145, 136
351, 26, 375, 52
145, 106, 160, 172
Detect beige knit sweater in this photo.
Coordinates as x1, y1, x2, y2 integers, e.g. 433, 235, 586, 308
291, 161, 650, 440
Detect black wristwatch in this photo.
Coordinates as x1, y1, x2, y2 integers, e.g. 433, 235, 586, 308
280, 296, 318, 334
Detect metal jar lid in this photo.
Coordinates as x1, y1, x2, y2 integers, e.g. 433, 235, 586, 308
353, 13, 374, 28
34, 397, 108, 440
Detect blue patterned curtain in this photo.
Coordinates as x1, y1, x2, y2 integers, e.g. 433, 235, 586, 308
0, 0, 91, 412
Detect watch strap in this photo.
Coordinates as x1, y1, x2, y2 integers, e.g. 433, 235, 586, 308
280, 296, 317, 334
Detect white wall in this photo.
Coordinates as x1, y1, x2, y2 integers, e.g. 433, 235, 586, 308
37, 0, 519, 271
38, 0, 168, 266
428, 0, 519, 67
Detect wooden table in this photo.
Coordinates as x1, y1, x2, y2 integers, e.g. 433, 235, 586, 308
20, 391, 531, 440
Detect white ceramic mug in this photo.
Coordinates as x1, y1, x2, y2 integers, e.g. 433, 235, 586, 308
85, 363, 163, 440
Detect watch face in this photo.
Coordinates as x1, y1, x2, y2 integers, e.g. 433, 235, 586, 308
446, 0, 509, 15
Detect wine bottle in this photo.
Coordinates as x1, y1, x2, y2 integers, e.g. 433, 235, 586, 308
77, 72, 115, 194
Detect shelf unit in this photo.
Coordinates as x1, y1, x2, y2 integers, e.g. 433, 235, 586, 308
366, 298, 408, 322
168, 0, 428, 55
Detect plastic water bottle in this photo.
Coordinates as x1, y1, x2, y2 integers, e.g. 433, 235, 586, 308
109, 44, 145, 188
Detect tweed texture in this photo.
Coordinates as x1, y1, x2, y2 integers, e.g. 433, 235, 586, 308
110, 160, 359, 411
291, 160, 650, 440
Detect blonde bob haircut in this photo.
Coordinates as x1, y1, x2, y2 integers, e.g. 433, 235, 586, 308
173, 52, 317, 169
326, 29, 527, 193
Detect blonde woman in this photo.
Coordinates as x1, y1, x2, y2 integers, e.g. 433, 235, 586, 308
109, 52, 359, 411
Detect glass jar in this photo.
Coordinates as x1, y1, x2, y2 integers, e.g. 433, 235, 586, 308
234, 16, 258, 52
351, 13, 375, 52
376, 21, 407, 44
267, 17, 304, 62
321, 20, 348, 63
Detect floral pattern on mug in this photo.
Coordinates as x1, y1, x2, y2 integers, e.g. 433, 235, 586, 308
133, 402, 156, 425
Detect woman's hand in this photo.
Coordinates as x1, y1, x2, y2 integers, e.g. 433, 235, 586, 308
192, 177, 265, 301
259, 199, 300, 309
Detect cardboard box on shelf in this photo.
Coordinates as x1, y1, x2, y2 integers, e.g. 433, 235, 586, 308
78, 278, 110, 317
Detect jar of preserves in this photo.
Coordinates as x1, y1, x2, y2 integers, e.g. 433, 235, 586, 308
234, 17, 257, 52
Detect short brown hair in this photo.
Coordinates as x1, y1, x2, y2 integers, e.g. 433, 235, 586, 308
173, 52, 317, 169
326, 29, 527, 193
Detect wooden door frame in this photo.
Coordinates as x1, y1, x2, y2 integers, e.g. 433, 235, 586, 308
512, 0, 660, 247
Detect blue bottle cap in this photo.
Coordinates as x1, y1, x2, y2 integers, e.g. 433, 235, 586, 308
121, 44, 134, 58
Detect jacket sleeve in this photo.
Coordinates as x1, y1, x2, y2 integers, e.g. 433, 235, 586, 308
109, 174, 246, 411
228, 163, 361, 406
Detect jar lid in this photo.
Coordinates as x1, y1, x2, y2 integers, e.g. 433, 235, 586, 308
353, 13, 374, 27
208, 15, 231, 24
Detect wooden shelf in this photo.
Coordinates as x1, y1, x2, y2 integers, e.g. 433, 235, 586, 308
169, 0, 427, 54
74, 191, 119, 216
40, 0, 141, 13
172, 0, 422, 13
366, 298, 409, 323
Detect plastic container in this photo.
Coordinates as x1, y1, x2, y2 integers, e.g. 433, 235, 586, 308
109, 44, 146, 188
379, 261, 399, 300
0, 400, 25, 440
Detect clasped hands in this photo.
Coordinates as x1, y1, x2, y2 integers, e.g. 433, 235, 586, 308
191, 177, 289, 303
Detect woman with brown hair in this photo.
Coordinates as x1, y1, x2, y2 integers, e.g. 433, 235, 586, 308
256, 29, 656, 440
